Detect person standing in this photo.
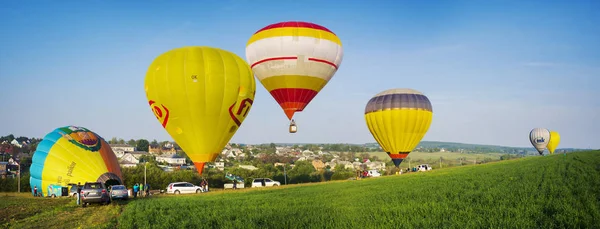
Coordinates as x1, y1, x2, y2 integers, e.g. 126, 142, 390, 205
139, 183, 144, 197
33, 185, 38, 197
133, 183, 138, 198
145, 183, 150, 197
76, 182, 82, 205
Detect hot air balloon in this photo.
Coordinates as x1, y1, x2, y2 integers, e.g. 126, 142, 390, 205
29, 126, 123, 196
246, 21, 344, 133
547, 131, 561, 154
145, 46, 255, 175
529, 128, 550, 155
364, 89, 433, 168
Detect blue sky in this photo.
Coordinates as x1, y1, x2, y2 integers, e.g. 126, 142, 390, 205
1, 0, 598, 148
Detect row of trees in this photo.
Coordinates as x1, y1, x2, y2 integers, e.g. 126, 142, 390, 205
120, 160, 359, 190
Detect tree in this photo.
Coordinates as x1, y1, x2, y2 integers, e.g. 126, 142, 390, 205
151, 139, 159, 146
117, 138, 125, 144
136, 139, 150, 152
109, 137, 118, 144
127, 139, 136, 146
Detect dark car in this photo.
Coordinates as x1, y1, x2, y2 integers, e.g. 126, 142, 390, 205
81, 182, 110, 207
109, 185, 128, 200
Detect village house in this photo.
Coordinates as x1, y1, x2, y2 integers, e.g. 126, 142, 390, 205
156, 154, 186, 166
117, 151, 150, 167
222, 148, 244, 158
311, 160, 325, 171
324, 162, 336, 170
110, 144, 135, 154
215, 161, 225, 171
148, 143, 177, 155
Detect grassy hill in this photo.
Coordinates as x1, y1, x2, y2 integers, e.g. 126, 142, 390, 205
2, 150, 599, 228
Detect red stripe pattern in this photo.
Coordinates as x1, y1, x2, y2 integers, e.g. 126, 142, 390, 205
251, 56, 338, 69
269, 88, 319, 119
254, 21, 335, 35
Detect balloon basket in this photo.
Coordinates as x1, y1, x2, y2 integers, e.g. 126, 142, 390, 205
289, 120, 297, 133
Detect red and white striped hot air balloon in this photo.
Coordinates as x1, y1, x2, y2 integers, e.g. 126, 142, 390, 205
246, 21, 344, 133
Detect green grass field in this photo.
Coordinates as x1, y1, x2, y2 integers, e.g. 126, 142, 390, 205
2, 150, 599, 228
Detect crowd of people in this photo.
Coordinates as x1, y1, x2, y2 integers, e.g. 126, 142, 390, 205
132, 183, 150, 198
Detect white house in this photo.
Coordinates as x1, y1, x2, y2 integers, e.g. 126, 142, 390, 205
110, 144, 135, 154
215, 161, 225, 171
10, 139, 22, 148
156, 154, 186, 166
120, 153, 140, 164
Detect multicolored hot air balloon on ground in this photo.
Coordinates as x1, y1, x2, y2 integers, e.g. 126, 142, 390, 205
246, 21, 344, 133
145, 46, 256, 175
548, 131, 561, 154
529, 128, 550, 155
30, 126, 123, 196
364, 89, 433, 168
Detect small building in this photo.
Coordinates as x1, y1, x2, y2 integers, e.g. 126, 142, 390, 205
156, 154, 186, 166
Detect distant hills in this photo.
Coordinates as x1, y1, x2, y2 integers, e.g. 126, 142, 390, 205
268, 141, 591, 155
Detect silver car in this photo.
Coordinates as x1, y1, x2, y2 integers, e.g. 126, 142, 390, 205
109, 185, 128, 200
81, 182, 110, 207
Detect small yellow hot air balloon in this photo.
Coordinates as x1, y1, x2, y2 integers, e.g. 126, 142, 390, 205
364, 89, 433, 167
246, 21, 344, 133
548, 131, 561, 154
144, 46, 256, 175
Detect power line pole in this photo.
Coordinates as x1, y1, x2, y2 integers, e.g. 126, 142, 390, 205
17, 163, 21, 193
284, 164, 287, 185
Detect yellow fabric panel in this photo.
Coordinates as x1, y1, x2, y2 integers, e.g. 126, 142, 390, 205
145, 46, 255, 166
41, 138, 108, 189
365, 109, 433, 154
247, 28, 342, 46
547, 131, 561, 154
260, 75, 328, 92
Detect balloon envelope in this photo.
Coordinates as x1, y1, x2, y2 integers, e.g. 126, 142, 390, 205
246, 21, 343, 120
547, 131, 561, 154
364, 89, 433, 167
529, 128, 550, 155
29, 126, 123, 196
144, 46, 256, 175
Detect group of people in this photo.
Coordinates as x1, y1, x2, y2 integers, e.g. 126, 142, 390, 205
132, 183, 150, 198
199, 178, 209, 192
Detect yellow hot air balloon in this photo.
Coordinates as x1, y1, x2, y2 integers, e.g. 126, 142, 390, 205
144, 46, 256, 175
364, 89, 433, 167
30, 126, 123, 197
246, 21, 344, 133
548, 131, 561, 154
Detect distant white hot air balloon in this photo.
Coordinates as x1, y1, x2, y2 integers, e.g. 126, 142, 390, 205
529, 128, 550, 155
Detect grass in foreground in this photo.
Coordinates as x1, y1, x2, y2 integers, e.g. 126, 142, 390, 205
1, 193, 124, 229
2, 151, 598, 228
118, 151, 600, 228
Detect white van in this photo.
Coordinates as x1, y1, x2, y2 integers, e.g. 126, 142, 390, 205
251, 178, 280, 188
367, 170, 381, 177
417, 164, 432, 171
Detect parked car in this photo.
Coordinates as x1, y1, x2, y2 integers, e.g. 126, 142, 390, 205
109, 185, 128, 200
418, 164, 432, 171
166, 182, 202, 194
67, 183, 82, 197
80, 182, 110, 207
251, 178, 280, 188
367, 170, 382, 177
